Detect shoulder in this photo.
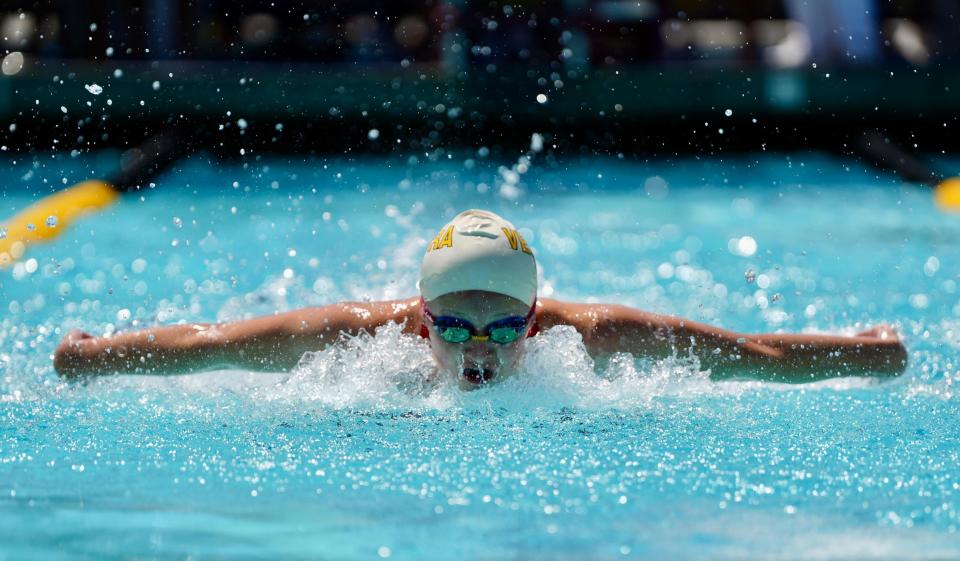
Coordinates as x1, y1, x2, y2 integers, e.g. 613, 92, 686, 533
535, 298, 612, 330
287, 297, 422, 334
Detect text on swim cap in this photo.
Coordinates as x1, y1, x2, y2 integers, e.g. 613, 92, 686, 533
501, 228, 533, 255
427, 225, 454, 252
426, 225, 533, 255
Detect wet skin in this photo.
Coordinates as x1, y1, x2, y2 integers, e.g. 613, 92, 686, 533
54, 292, 906, 384
422, 291, 533, 389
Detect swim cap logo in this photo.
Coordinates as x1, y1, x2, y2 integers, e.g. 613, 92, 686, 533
426, 225, 532, 255
427, 225, 454, 252
501, 227, 533, 255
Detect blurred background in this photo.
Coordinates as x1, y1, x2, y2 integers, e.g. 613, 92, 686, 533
0, 0, 957, 155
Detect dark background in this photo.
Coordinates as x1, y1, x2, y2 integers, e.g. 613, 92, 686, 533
0, 1, 957, 156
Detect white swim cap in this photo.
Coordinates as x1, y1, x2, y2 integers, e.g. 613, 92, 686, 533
419, 209, 537, 306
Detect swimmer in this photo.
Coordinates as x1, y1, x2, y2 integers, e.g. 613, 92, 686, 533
54, 209, 907, 387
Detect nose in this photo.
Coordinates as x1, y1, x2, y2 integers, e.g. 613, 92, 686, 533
461, 340, 495, 362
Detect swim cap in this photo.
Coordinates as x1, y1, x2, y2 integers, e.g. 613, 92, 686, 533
419, 209, 537, 306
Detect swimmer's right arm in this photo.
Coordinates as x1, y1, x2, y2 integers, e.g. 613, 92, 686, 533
53, 298, 422, 378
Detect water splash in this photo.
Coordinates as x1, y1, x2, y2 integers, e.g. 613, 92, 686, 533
266, 322, 439, 409
259, 322, 726, 412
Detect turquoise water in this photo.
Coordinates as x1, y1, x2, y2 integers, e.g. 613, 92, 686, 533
2, 152, 959, 560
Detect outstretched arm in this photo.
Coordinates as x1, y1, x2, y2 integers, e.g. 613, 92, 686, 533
539, 301, 907, 382
53, 298, 421, 378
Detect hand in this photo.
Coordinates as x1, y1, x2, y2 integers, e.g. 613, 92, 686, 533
54, 329, 97, 378
855, 324, 908, 374
856, 324, 901, 343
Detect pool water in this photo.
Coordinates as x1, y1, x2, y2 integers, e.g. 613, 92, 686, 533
1, 152, 959, 560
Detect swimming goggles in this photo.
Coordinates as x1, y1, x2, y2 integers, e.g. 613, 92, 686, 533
421, 298, 536, 345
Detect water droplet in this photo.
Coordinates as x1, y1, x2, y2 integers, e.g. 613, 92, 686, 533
45, 215, 58, 228
152, 80, 161, 91
59, 106, 68, 114
530, 132, 544, 153
744, 269, 756, 284
536, 93, 548, 104
368, 128, 380, 140
85, 83, 103, 95
724, 109, 733, 117
736, 236, 757, 256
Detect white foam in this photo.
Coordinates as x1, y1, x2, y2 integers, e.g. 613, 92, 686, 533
256, 322, 734, 412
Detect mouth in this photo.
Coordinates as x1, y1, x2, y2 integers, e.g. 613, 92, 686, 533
462, 367, 496, 385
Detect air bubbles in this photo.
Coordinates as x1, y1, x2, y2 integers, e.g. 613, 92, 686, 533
237, 118, 248, 130
117, 308, 131, 321
45, 215, 58, 228
536, 93, 548, 104
744, 269, 756, 284
724, 109, 733, 117
368, 128, 380, 140
172, 217, 183, 228
85, 83, 103, 95
152, 80, 161, 91
644, 176, 669, 199
0, 228, 6, 240
729, 236, 757, 257
60, 106, 68, 114
1, 52, 24, 76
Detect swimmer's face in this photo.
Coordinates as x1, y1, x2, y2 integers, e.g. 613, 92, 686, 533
422, 290, 533, 390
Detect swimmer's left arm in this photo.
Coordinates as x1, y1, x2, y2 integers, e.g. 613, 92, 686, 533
541, 301, 907, 382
